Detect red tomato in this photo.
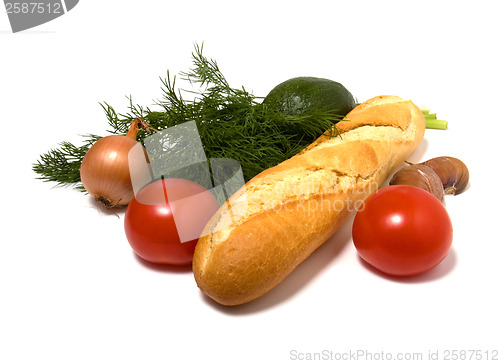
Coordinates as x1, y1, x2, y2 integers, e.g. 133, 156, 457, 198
124, 178, 220, 265
352, 185, 453, 276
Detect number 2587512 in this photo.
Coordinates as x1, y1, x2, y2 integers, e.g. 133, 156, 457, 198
5, 2, 62, 14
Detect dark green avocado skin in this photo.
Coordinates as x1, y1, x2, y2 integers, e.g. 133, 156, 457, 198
263, 76, 356, 118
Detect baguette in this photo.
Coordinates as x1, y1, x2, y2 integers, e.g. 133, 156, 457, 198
193, 95, 426, 306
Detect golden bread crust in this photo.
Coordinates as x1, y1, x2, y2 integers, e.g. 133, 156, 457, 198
193, 95, 426, 305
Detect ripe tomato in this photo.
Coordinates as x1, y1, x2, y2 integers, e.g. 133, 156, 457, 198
124, 178, 220, 265
352, 185, 453, 276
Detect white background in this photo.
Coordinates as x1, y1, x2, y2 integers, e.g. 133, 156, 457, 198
1, 1, 499, 363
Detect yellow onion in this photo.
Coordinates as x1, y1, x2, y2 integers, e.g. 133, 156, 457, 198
80, 118, 150, 208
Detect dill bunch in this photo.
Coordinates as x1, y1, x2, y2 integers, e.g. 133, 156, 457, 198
33, 43, 343, 189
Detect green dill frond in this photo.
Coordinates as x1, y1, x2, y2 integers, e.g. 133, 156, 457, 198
33, 43, 345, 190
32, 134, 101, 189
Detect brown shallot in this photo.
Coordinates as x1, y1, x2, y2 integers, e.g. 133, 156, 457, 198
390, 164, 445, 202
390, 156, 469, 202
421, 156, 469, 195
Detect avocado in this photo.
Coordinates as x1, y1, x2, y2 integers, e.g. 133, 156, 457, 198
263, 76, 356, 118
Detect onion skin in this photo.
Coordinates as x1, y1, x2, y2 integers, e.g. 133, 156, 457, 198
422, 156, 469, 195
389, 156, 470, 203
389, 164, 445, 202
80, 119, 150, 208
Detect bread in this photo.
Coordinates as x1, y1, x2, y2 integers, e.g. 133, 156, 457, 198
192, 95, 426, 306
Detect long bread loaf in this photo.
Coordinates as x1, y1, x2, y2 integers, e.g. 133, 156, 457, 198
193, 95, 426, 305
